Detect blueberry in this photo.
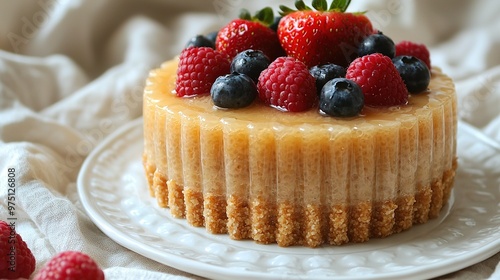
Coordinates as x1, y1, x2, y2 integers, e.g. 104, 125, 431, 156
205, 31, 218, 45
358, 32, 395, 58
185, 35, 215, 49
269, 16, 282, 32
320, 78, 364, 117
230, 50, 271, 83
309, 64, 346, 95
392, 55, 430, 93
211, 73, 257, 109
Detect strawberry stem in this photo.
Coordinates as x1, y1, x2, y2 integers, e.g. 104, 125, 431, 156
239, 7, 274, 26
280, 0, 353, 15
312, 0, 328, 12
329, 0, 351, 12
255, 7, 274, 25
279, 5, 295, 15
239, 9, 252, 20
295, 0, 312, 11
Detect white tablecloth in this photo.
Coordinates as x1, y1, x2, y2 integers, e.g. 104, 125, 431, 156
1, 0, 499, 279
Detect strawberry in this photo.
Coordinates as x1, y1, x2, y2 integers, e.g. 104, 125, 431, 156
395, 40, 432, 70
216, 8, 285, 61
0, 221, 36, 279
175, 47, 230, 97
34, 251, 104, 280
257, 56, 317, 112
346, 53, 408, 106
278, 0, 373, 68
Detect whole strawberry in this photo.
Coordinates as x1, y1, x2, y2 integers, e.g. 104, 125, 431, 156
34, 251, 104, 280
346, 53, 408, 106
216, 8, 284, 61
175, 47, 230, 97
278, 0, 373, 68
258, 56, 317, 112
0, 221, 36, 279
396, 40, 432, 70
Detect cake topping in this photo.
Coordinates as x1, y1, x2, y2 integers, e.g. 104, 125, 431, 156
175, 47, 230, 97
210, 72, 257, 109
215, 8, 285, 61
175, 0, 434, 116
277, 0, 373, 67
358, 31, 396, 58
392, 55, 431, 94
319, 78, 364, 117
346, 53, 408, 106
309, 63, 347, 95
257, 56, 317, 112
269, 16, 283, 32
230, 49, 271, 83
205, 31, 219, 46
185, 34, 215, 49
395, 40, 432, 70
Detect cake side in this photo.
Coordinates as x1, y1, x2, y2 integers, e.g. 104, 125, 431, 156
142, 59, 457, 247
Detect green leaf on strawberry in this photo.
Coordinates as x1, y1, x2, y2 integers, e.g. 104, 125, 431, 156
329, 0, 351, 12
312, 0, 328, 12
240, 7, 274, 26
277, 0, 374, 67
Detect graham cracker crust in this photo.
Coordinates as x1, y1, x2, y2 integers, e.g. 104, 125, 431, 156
144, 155, 457, 247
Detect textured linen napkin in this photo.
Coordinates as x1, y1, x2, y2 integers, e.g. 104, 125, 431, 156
0, 0, 499, 279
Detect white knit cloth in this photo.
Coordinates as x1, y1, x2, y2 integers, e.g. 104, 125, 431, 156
1, 0, 499, 279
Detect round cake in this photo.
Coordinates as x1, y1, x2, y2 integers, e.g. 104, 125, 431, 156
143, 58, 457, 247
142, 1, 457, 247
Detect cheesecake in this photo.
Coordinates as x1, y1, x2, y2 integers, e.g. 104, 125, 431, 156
142, 57, 457, 247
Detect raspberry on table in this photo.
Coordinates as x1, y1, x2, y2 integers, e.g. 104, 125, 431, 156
257, 57, 317, 112
175, 47, 230, 97
34, 251, 104, 280
0, 221, 36, 280
346, 53, 408, 107
395, 40, 431, 70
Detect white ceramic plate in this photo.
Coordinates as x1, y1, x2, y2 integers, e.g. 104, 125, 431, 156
77, 118, 500, 280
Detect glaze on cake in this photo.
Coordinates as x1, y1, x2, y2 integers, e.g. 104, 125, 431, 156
142, 57, 457, 247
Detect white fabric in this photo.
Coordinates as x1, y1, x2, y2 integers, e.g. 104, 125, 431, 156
0, 0, 499, 279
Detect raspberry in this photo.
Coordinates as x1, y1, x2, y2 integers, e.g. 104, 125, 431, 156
257, 57, 317, 112
34, 251, 104, 280
175, 47, 230, 97
395, 41, 431, 70
346, 53, 408, 107
0, 221, 36, 279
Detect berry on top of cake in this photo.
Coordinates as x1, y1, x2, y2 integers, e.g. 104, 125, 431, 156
215, 7, 285, 61
277, 0, 373, 68
177, 0, 433, 117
